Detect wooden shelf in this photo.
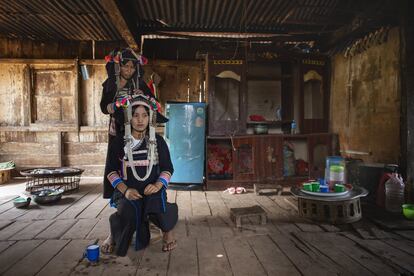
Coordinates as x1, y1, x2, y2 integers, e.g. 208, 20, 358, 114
247, 120, 282, 126
247, 120, 296, 127
246, 77, 282, 81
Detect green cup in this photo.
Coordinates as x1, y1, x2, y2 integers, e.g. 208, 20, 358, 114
334, 184, 345, 192
311, 182, 320, 192
303, 183, 312, 191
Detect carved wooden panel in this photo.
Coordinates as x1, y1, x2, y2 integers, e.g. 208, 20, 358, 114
255, 136, 283, 182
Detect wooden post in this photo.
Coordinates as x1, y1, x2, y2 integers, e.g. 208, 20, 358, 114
22, 65, 31, 126
100, 0, 140, 51
74, 58, 80, 131
57, 132, 63, 167
400, 0, 414, 200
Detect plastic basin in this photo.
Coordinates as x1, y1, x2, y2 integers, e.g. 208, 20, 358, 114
402, 204, 414, 220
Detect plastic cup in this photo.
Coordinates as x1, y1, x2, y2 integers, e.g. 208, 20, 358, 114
302, 183, 312, 191
334, 184, 346, 193
311, 182, 320, 192
319, 185, 329, 193
85, 244, 99, 262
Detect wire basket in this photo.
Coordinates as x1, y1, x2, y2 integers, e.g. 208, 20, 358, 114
21, 167, 84, 193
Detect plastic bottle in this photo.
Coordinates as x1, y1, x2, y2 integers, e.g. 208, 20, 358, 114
291, 120, 296, 134
385, 174, 405, 212
325, 156, 345, 189
275, 107, 281, 121
329, 165, 345, 186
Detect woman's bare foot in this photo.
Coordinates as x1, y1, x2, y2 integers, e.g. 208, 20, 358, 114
162, 231, 177, 252
101, 234, 115, 254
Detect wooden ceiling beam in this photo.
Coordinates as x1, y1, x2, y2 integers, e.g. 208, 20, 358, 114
318, 0, 400, 51
319, 16, 397, 52
150, 31, 318, 42
100, 0, 139, 51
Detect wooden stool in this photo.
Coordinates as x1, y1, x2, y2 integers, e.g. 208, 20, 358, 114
230, 205, 267, 228
254, 183, 282, 195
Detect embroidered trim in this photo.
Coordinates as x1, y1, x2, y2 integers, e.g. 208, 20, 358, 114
157, 171, 172, 188
112, 178, 122, 188
123, 138, 159, 165
126, 160, 150, 167
108, 171, 122, 188
127, 136, 146, 152
108, 171, 118, 182
158, 177, 168, 188
160, 171, 172, 181
132, 150, 147, 155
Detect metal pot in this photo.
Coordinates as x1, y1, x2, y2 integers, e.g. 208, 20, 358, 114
254, 124, 268, 135
32, 188, 64, 204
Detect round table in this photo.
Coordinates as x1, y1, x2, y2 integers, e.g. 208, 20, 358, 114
290, 186, 369, 224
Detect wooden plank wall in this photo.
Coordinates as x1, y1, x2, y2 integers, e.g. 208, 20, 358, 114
0, 37, 126, 60
0, 131, 61, 168
330, 27, 401, 163
0, 58, 204, 177
144, 60, 204, 104
0, 63, 27, 126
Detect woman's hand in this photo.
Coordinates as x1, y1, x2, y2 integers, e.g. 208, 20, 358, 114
124, 188, 142, 200
144, 183, 163, 195
114, 97, 128, 110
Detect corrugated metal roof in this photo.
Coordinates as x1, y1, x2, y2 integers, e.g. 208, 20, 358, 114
132, 0, 343, 34
0, 0, 121, 40
0, 0, 399, 45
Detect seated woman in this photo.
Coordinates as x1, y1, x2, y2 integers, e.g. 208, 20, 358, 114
100, 48, 168, 201
102, 94, 177, 256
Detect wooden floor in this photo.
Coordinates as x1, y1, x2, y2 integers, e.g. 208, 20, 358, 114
0, 181, 414, 276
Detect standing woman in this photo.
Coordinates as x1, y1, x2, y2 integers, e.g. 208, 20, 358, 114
100, 48, 167, 200
104, 94, 177, 256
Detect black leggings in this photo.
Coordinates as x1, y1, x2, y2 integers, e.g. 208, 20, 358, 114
109, 198, 178, 256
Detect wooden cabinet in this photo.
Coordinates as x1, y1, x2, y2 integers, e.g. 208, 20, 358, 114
206, 133, 336, 189
204, 53, 334, 189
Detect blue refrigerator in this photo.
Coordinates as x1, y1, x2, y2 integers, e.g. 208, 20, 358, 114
165, 102, 206, 184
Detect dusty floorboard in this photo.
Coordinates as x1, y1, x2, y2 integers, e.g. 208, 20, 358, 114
0, 181, 413, 275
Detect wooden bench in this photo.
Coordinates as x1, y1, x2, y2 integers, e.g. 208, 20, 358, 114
230, 205, 267, 228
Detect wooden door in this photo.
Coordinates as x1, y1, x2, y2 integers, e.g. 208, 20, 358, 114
207, 57, 246, 136
233, 137, 256, 182
255, 136, 283, 182
300, 58, 329, 134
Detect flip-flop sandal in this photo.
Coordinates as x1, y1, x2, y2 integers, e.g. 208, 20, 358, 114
223, 187, 236, 194
236, 187, 246, 194
162, 239, 177, 252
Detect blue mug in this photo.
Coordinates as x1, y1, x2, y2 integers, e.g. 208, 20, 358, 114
85, 244, 99, 262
